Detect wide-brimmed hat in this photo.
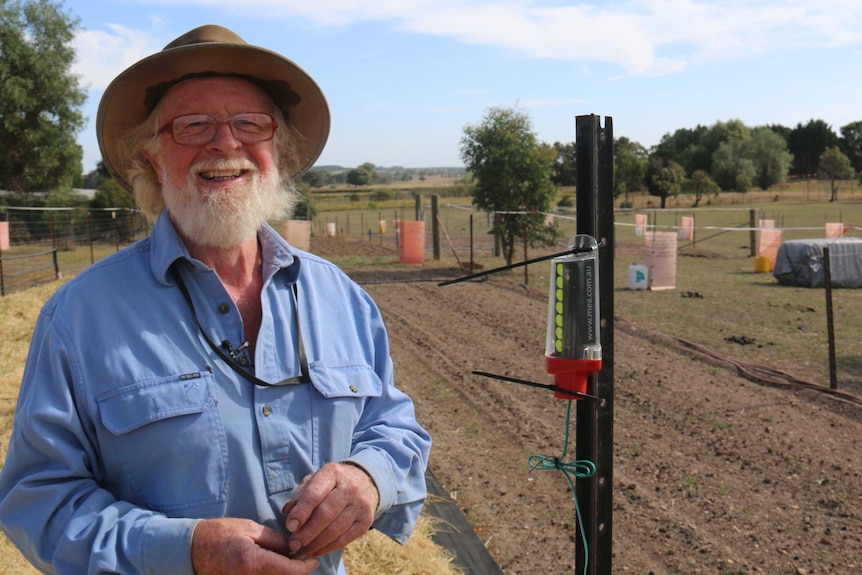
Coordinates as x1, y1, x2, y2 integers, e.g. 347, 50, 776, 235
96, 24, 330, 191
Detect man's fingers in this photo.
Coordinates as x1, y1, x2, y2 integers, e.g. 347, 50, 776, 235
282, 463, 379, 556
299, 515, 370, 558
254, 522, 295, 556
283, 467, 338, 532
191, 518, 320, 574
290, 495, 353, 554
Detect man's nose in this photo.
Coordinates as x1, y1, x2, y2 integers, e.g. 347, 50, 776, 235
206, 122, 242, 151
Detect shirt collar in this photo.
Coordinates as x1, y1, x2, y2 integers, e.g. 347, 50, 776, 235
149, 211, 301, 286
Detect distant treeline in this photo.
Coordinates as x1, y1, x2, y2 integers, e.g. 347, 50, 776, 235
548, 118, 862, 207
301, 163, 466, 188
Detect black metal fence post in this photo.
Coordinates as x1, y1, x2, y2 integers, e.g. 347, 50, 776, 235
575, 114, 615, 575
824, 247, 837, 390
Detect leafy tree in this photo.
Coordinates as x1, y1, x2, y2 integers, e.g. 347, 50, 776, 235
291, 180, 317, 219
358, 162, 378, 182
82, 160, 112, 189
550, 141, 576, 186
89, 178, 136, 211
614, 136, 648, 203
711, 138, 755, 192
704, 119, 749, 150
557, 194, 574, 208
818, 146, 854, 202
839, 121, 862, 173
0, 0, 86, 194
682, 170, 720, 207
460, 106, 558, 265
787, 119, 839, 177
89, 178, 137, 241
652, 124, 712, 176
300, 169, 325, 188
346, 167, 372, 186
748, 126, 793, 190
766, 123, 792, 143
645, 157, 685, 208
44, 186, 85, 244
345, 162, 380, 186
82, 169, 102, 190
652, 119, 753, 179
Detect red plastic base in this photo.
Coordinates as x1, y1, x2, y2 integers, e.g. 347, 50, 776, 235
546, 356, 602, 400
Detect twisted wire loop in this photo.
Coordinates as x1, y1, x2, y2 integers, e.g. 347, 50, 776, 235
527, 400, 597, 575
528, 454, 596, 479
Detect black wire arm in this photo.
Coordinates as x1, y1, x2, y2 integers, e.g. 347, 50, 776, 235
437, 240, 604, 287
472, 370, 599, 401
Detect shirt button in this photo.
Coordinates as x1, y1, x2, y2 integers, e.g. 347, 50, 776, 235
218, 303, 230, 314
350, 385, 358, 393
239, 355, 249, 366
262, 405, 272, 417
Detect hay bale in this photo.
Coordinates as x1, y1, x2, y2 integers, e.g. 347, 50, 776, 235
343, 514, 463, 575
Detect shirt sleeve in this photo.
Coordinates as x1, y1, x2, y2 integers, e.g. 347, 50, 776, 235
0, 309, 198, 575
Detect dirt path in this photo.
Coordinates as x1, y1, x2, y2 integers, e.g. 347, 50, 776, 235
317, 238, 862, 575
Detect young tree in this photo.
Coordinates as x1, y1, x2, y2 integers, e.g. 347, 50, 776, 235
748, 126, 793, 190
682, 170, 720, 207
0, 0, 86, 194
818, 146, 855, 202
460, 106, 558, 265
645, 157, 685, 208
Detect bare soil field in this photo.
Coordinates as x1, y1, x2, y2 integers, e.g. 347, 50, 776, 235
311, 235, 862, 575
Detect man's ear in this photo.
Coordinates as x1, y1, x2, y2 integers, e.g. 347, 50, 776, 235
140, 143, 163, 184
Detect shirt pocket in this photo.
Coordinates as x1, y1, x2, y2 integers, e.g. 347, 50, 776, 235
306, 362, 383, 463
96, 371, 228, 514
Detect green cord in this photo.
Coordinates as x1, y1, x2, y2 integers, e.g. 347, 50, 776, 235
528, 400, 597, 575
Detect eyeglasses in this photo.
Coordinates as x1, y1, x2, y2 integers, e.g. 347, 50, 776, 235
157, 113, 278, 145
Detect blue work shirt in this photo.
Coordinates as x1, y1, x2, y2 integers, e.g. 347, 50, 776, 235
0, 213, 431, 574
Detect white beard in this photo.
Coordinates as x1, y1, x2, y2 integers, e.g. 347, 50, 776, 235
161, 158, 293, 248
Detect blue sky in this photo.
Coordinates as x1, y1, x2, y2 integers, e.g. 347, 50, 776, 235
67, 0, 862, 172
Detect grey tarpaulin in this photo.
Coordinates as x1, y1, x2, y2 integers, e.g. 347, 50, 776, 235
773, 237, 862, 288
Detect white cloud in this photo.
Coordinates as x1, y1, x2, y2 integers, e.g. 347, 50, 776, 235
72, 25, 168, 90
81, 0, 862, 84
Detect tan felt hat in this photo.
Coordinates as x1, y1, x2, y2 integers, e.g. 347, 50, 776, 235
96, 24, 330, 190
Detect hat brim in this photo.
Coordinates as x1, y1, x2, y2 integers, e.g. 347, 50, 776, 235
97, 42, 330, 191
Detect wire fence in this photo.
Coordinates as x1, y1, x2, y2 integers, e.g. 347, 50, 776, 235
0, 207, 151, 295
5, 195, 862, 295
311, 203, 500, 256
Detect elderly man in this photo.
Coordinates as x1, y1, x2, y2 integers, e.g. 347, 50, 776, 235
0, 25, 430, 575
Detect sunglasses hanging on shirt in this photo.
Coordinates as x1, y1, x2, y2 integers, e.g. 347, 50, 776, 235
170, 265, 310, 387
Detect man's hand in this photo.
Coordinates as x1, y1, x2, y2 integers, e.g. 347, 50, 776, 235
191, 517, 319, 574
282, 462, 380, 558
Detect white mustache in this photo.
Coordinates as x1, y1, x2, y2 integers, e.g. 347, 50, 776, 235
193, 158, 257, 180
